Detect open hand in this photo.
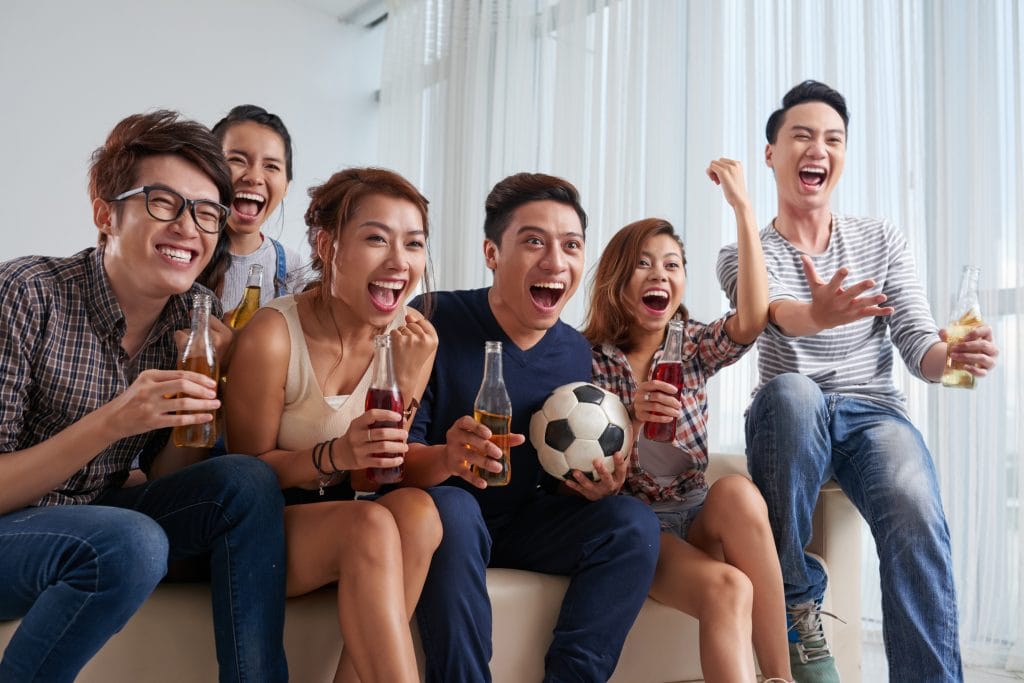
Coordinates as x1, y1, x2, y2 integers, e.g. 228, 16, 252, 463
802, 255, 894, 329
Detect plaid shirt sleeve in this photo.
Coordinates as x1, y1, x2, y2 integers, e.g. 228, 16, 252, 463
0, 269, 39, 454
689, 315, 753, 379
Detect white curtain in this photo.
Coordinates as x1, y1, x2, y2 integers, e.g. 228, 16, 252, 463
379, 0, 1024, 671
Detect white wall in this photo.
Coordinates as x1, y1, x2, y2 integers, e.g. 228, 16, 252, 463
0, 0, 384, 262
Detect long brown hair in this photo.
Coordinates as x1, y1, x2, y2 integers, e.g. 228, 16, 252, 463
582, 218, 688, 351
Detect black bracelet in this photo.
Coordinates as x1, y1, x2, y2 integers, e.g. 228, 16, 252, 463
313, 441, 331, 496
317, 441, 329, 475
326, 438, 341, 473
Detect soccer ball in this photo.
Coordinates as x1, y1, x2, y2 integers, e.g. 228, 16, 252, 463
529, 382, 632, 481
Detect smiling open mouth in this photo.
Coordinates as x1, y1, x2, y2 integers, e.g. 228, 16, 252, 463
530, 282, 565, 309
799, 167, 826, 188
642, 291, 669, 311
232, 192, 266, 219
159, 245, 194, 264
369, 280, 404, 309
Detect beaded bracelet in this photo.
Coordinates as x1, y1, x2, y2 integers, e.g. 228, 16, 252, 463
311, 441, 330, 496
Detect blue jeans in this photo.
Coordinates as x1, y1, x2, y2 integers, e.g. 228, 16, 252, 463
746, 373, 962, 682
0, 455, 288, 683
416, 486, 660, 683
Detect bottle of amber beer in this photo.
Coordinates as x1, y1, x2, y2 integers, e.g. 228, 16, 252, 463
942, 265, 983, 389
366, 334, 404, 484
472, 341, 512, 486
228, 263, 263, 329
644, 319, 685, 442
172, 293, 219, 447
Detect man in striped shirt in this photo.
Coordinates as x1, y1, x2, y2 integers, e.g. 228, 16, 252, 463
718, 81, 999, 683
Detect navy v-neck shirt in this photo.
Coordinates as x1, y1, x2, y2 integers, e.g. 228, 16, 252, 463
410, 288, 591, 522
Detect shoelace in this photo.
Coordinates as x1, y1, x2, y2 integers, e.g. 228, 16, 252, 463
786, 602, 847, 663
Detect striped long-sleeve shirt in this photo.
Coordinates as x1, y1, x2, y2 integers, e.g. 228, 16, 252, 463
716, 214, 940, 416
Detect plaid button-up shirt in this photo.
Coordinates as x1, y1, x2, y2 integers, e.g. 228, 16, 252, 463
591, 315, 751, 506
0, 248, 216, 506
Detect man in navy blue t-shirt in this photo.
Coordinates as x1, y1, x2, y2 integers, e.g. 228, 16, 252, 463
403, 173, 660, 683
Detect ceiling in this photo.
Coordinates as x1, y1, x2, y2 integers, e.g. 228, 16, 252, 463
290, 0, 387, 25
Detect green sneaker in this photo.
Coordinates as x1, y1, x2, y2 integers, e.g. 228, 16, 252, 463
787, 600, 842, 683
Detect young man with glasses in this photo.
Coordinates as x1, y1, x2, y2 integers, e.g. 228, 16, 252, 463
0, 111, 288, 682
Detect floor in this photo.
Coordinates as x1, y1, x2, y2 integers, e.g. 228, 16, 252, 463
862, 640, 1024, 682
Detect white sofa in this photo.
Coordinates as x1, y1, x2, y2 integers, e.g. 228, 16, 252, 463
0, 454, 862, 682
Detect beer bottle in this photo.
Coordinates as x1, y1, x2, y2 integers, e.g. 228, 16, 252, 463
472, 341, 512, 486
942, 265, 983, 389
365, 334, 404, 484
228, 263, 263, 329
172, 293, 219, 447
644, 319, 685, 442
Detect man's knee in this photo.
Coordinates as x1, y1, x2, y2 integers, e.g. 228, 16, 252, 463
752, 373, 823, 420
75, 510, 168, 595
426, 486, 490, 563
203, 455, 283, 518
594, 496, 660, 559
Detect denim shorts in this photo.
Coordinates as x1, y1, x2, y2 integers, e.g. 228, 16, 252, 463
655, 503, 704, 540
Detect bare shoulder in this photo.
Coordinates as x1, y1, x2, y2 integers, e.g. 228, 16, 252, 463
232, 306, 291, 368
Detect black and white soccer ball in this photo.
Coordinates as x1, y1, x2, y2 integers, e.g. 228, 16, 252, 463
529, 382, 632, 481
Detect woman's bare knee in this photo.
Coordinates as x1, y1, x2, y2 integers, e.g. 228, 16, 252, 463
700, 564, 753, 618
705, 475, 770, 532
380, 488, 442, 553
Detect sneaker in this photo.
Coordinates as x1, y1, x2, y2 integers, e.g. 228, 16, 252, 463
786, 600, 843, 683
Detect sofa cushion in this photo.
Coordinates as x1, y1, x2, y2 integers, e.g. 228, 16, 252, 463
0, 453, 857, 682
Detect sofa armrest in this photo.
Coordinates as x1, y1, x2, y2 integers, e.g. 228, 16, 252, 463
707, 453, 861, 682
809, 480, 862, 683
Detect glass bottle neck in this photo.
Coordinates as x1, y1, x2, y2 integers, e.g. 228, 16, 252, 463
191, 304, 210, 333
371, 338, 396, 389
483, 349, 503, 383
661, 321, 684, 361
246, 266, 264, 288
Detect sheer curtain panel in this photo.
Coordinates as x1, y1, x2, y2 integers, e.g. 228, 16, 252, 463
379, 0, 1024, 671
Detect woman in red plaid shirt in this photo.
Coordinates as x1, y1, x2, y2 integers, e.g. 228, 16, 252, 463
583, 159, 793, 683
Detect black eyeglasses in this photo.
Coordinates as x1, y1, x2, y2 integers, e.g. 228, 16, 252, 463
109, 186, 231, 234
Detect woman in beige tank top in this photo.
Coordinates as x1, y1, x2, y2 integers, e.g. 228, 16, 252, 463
224, 168, 439, 683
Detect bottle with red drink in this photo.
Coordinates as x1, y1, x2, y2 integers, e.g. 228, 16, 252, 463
644, 319, 685, 442
365, 334, 404, 484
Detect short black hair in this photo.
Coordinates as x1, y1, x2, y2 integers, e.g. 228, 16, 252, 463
212, 104, 294, 181
483, 173, 587, 244
765, 80, 849, 144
